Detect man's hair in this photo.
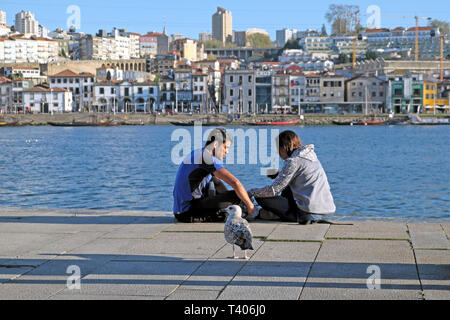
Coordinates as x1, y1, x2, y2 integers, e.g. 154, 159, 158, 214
205, 128, 234, 147
277, 130, 303, 157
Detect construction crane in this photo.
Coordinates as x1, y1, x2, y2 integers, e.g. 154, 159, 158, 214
431, 32, 445, 81
384, 14, 433, 61
352, 10, 360, 71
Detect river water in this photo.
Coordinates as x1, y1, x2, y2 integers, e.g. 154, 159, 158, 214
0, 125, 448, 219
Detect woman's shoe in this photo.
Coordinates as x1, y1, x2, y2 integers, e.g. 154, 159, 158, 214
298, 214, 317, 225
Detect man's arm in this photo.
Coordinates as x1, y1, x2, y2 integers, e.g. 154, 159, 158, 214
213, 168, 256, 215
211, 176, 229, 194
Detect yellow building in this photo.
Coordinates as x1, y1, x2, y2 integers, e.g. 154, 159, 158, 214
423, 80, 437, 112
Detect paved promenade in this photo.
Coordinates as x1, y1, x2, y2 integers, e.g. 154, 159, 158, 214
0, 207, 448, 300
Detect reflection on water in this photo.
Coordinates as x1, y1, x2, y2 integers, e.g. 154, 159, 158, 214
0, 125, 449, 219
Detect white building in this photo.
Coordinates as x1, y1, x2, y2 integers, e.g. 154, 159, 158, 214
0, 10, 6, 25
49, 69, 96, 112
276, 28, 298, 47
0, 76, 12, 113
223, 70, 256, 114
23, 85, 72, 113
93, 81, 159, 112
289, 73, 306, 109
0, 35, 59, 63
192, 71, 208, 112
79, 29, 141, 60
15, 11, 39, 36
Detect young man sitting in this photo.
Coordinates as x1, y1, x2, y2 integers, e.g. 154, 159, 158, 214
173, 128, 256, 223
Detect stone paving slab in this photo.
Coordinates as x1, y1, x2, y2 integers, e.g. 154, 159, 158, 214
0, 208, 449, 300
166, 289, 221, 300
325, 222, 409, 240
267, 224, 329, 241
219, 263, 309, 300
442, 224, 450, 238
408, 224, 450, 249
414, 250, 450, 300
300, 240, 422, 300
56, 260, 202, 297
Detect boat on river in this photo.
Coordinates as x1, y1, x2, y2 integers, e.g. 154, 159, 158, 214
247, 119, 302, 126
170, 118, 230, 126
48, 120, 122, 127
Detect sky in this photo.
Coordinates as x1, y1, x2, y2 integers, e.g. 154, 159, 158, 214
1, 0, 448, 39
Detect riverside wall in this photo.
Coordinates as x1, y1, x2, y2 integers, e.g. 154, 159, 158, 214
0, 113, 398, 126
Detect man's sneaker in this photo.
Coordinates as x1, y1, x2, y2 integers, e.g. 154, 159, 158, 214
259, 209, 280, 221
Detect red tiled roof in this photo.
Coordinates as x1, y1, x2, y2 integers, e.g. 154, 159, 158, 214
24, 86, 69, 93
0, 76, 12, 84
50, 69, 94, 78
406, 26, 433, 32
365, 28, 390, 33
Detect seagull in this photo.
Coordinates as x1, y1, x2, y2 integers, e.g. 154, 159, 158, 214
222, 205, 254, 260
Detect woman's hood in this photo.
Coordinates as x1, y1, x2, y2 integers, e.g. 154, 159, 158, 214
292, 145, 318, 162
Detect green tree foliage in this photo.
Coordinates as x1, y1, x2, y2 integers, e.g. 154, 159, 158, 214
337, 53, 350, 64
365, 50, 378, 60
428, 19, 450, 35
202, 39, 237, 49
321, 24, 328, 36
325, 4, 360, 36
247, 33, 274, 48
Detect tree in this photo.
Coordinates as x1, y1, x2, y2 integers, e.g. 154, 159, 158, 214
366, 50, 378, 60
320, 24, 328, 36
429, 19, 450, 35
201, 39, 237, 49
247, 33, 274, 48
325, 4, 360, 36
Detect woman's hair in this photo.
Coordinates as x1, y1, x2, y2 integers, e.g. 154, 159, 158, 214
205, 128, 234, 147
277, 130, 303, 157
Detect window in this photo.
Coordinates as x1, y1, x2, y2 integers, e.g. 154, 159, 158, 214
230, 89, 234, 97
248, 75, 252, 83
138, 87, 143, 94
111, 88, 115, 94
248, 89, 252, 96
230, 76, 234, 83
100, 88, 104, 94
149, 88, 154, 94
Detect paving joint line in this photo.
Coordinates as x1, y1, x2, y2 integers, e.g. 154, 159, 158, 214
406, 223, 426, 301
164, 242, 229, 300
297, 224, 331, 300
215, 223, 281, 300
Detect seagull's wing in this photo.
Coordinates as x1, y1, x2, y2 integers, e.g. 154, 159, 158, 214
225, 218, 253, 250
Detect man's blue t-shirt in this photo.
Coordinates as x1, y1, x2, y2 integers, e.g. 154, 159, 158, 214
173, 148, 225, 214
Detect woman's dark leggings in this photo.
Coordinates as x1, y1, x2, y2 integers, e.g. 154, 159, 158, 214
255, 187, 310, 222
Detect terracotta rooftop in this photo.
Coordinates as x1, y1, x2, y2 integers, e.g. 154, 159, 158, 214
50, 69, 95, 78
24, 86, 69, 93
